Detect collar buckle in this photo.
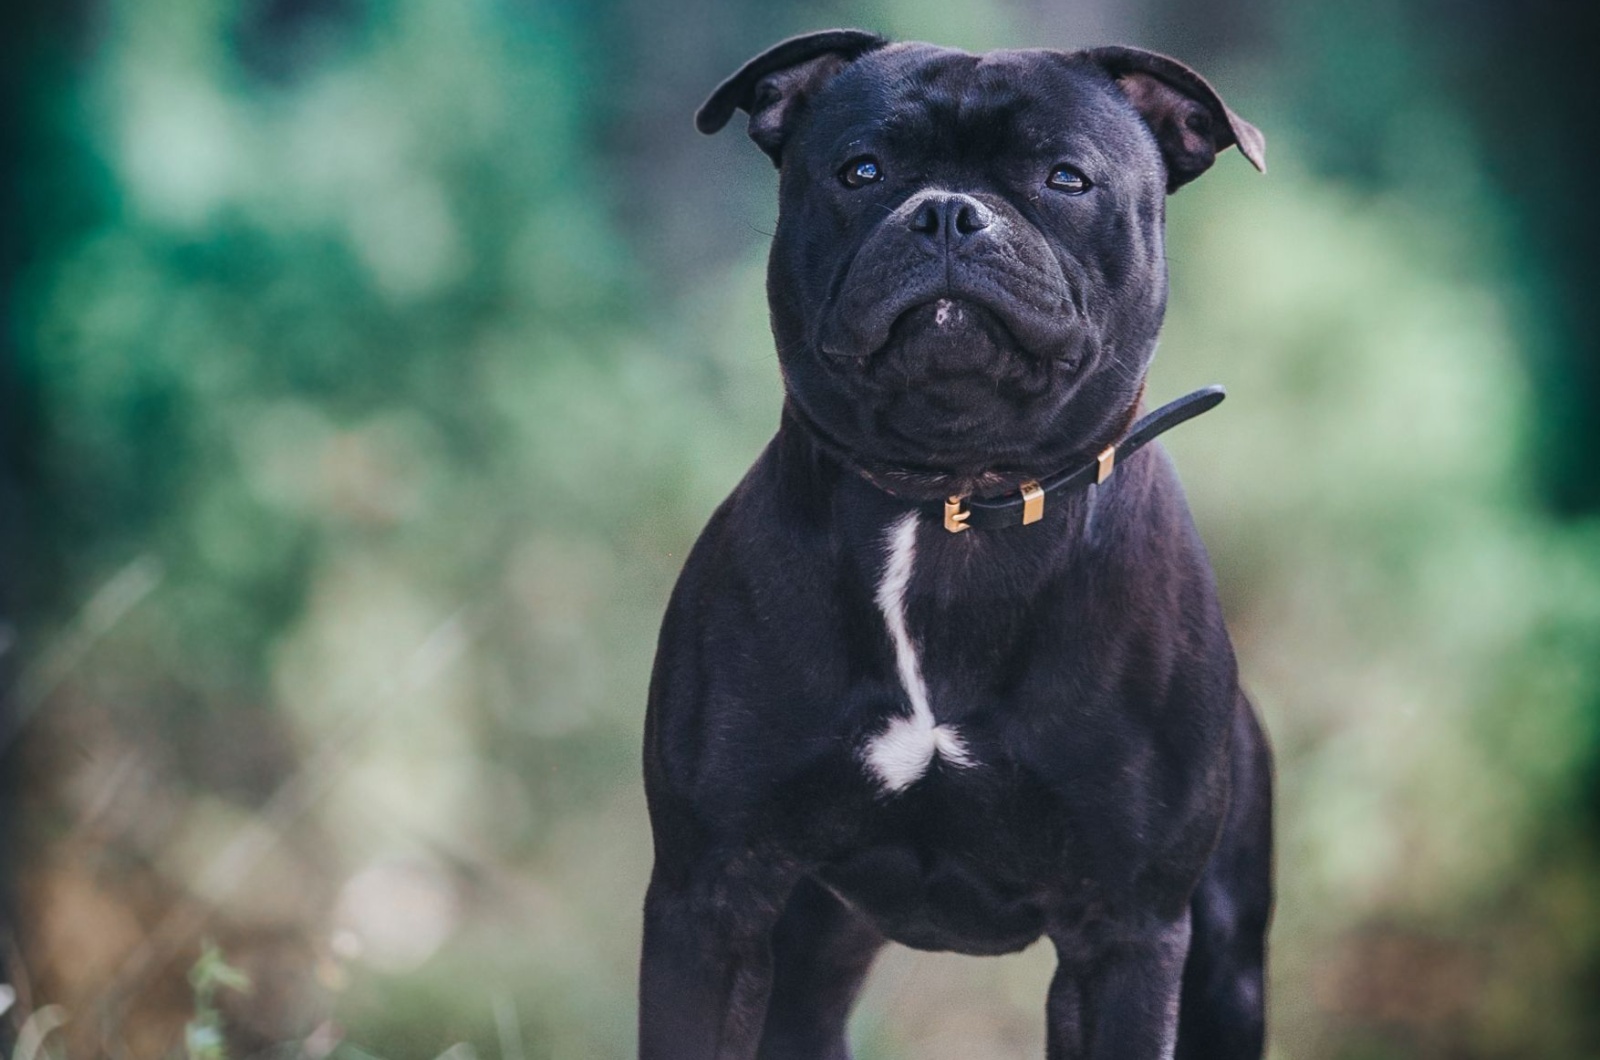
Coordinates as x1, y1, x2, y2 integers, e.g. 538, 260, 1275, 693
943, 496, 971, 533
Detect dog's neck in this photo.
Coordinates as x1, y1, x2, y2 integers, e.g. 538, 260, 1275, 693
773, 382, 1226, 554
777, 385, 1146, 507
771, 407, 1112, 550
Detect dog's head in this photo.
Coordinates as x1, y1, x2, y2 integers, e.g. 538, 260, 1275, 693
699, 31, 1263, 489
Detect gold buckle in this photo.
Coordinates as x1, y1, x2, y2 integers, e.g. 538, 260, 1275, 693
1020, 480, 1044, 525
943, 496, 970, 533
1096, 445, 1117, 484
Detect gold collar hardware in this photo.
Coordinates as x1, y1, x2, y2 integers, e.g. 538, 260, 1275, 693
943, 496, 971, 533
1019, 480, 1044, 525
1096, 445, 1117, 484
882, 387, 1224, 534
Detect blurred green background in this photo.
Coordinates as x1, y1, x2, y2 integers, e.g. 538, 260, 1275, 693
2, 0, 1597, 1057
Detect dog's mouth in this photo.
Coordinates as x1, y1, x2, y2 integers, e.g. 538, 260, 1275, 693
872, 297, 1027, 377
797, 293, 1065, 474
890, 297, 1012, 342
818, 271, 1080, 377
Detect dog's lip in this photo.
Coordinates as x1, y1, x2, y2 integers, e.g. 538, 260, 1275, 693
891, 295, 982, 326
879, 296, 1027, 356
815, 285, 1080, 370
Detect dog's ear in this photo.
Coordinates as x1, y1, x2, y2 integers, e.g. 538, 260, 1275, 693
1086, 46, 1266, 192
697, 29, 888, 166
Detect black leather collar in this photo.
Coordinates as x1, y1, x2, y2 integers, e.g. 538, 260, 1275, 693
928, 385, 1227, 532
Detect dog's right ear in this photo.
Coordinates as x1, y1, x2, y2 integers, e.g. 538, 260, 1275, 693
696, 29, 887, 166
1086, 46, 1265, 192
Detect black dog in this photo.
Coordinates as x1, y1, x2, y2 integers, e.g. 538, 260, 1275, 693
640, 30, 1272, 1060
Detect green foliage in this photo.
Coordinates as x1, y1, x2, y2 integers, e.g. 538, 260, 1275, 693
186, 940, 251, 1060
11, 0, 1598, 1057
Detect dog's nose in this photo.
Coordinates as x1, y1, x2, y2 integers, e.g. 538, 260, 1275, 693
908, 193, 992, 242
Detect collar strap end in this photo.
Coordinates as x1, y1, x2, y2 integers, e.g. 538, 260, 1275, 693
934, 384, 1225, 534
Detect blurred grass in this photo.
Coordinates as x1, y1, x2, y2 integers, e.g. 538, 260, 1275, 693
6, 0, 1599, 1058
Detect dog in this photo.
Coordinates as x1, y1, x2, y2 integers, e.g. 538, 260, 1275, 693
640, 29, 1273, 1060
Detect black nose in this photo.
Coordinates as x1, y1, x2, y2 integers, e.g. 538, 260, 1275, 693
908, 193, 991, 242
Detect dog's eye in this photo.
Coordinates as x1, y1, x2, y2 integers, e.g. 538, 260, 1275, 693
1047, 164, 1091, 194
839, 156, 882, 189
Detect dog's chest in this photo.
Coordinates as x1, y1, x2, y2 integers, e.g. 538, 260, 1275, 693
818, 801, 1065, 955
854, 511, 1061, 794
811, 517, 1132, 951
822, 712, 1081, 955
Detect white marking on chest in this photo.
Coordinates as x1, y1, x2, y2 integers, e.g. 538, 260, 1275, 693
862, 511, 975, 792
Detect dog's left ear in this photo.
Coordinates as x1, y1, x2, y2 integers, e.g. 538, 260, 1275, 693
1087, 46, 1266, 192
697, 29, 888, 166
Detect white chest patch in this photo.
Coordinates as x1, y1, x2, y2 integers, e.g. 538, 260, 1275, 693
862, 512, 975, 792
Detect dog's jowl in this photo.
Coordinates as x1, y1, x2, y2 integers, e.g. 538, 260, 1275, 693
640, 30, 1273, 1060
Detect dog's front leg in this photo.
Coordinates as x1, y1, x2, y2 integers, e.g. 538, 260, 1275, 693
1048, 910, 1193, 1060
639, 853, 798, 1060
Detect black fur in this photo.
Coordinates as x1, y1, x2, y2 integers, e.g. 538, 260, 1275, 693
641, 32, 1272, 1060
